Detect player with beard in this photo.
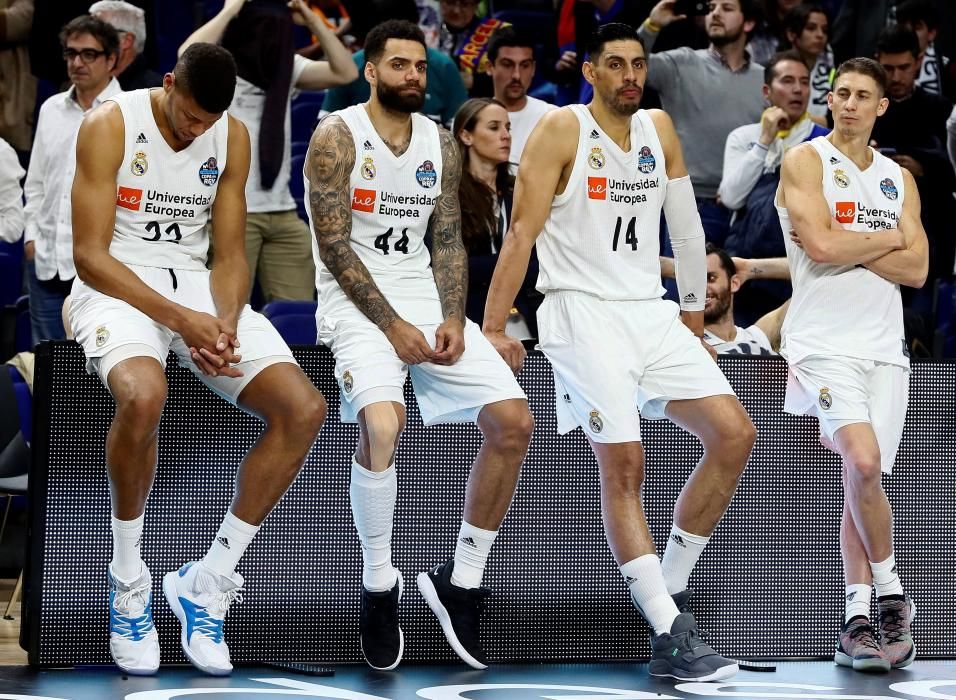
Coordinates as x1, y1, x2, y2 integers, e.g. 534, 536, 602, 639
662, 246, 791, 355
305, 19, 533, 672
777, 57, 926, 673
482, 23, 755, 681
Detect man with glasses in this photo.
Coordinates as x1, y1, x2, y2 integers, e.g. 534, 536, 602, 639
22, 14, 121, 345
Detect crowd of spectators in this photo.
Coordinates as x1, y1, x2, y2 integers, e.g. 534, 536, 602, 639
0, 0, 955, 359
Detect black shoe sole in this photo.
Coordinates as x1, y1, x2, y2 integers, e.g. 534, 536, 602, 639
416, 571, 487, 670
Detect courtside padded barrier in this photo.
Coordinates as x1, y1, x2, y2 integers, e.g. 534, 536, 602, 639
23, 342, 956, 665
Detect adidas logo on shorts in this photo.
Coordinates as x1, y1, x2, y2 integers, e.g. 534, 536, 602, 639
682, 292, 698, 304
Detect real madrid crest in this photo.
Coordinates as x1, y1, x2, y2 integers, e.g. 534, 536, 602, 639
95, 325, 110, 348
130, 151, 148, 176
588, 147, 606, 170
361, 157, 376, 180
343, 370, 354, 394
832, 169, 850, 189
819, 386, 833, 410
589, 409, 604, 433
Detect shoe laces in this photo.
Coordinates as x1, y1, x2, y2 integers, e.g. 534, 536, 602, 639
880, 604, 908, 643
847, 622, 881, 652
189, 587, 244, 644
111, 581, 153, 640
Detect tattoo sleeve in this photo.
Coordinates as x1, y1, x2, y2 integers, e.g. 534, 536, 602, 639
307, 116, 399, 332
429, 128, 467, 322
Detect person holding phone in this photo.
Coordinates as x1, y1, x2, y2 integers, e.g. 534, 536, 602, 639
637, 0, 765, 246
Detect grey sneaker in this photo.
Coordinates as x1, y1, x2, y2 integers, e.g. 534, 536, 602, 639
835, 618, 891, 673
649, 612, 739, 681
878, 596, 916, 668
671, 589, 694, 614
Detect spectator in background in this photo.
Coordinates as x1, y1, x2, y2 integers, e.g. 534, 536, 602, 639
485, 27, 555, 166
661, 245, 791, 355
719, 50, 826, 324
780, 4, 832, 124
322, 11, 468, 126
437, 0, 506, 96
748, 0, 800, 66
23, 14, 119, 344
0, 136, 24, 245
871, 24, 956, 300
453, 97, 540, 338
829, 0, 894, 65
89, 0, 160, 90
180, 0, 357, 304
896, 0, 951, 98
0, 0, 36, 156
639, 0, 765, 246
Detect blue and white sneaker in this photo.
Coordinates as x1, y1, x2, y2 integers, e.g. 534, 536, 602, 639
108, 563, 160, 675
162, 561, 244, 676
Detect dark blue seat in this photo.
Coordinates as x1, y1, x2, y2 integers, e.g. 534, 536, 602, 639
269, 314, 317, 345
14, 295, 30, 353
290, 153, 307, 221
0, 249, 23, 307
262, 300, 317, 320
291, 102, 320, 144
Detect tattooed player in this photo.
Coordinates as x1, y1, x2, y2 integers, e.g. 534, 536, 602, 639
304, 20, 533, 672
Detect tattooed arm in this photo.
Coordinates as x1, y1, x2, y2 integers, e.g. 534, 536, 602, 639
429, 128, 468, 365
307, 115, 434, 364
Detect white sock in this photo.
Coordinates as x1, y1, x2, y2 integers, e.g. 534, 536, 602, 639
660, 524, 710, 594
451, 521, 498, 589
621, 553, 681, 635
350, 460, 398, 592
845, 583, 872, 622
871, 553, 904, 598
110, 514, 145, 581
202, 510, 260, 578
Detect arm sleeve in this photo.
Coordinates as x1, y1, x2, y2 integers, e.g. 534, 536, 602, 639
718, 126, 768, 211
664, 175, 706, 312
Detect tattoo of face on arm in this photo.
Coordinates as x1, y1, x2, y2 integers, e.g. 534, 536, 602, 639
430, 128, 468, 322
307, 115, 399, 332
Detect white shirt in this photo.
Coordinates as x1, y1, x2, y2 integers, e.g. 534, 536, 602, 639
947, 103, 956, 176
915, 43, 948, 96
0, 137, 24, 244
778, 136, 907, 367
704, 324, 775, 355
808, 48, 834, 119
537, 105, 667, 301
229, 54, 309, 213
507, 95, 555, 166
23, 78, 122, 280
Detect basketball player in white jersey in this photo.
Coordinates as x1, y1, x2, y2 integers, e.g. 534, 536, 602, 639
777, 57, 927, 673
483, 23, 755, 681
305, 20, 532, 671
70, 43, 327, 676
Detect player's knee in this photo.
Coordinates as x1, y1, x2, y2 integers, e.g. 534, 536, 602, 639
114, 382, 166, 432
299, 390, 328, 440
480, 401, 534, 452
844, 450, 883, 488
363, 404, 403, 456
708, 412, 756, 465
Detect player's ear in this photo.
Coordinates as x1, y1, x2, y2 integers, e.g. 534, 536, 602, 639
582, 60, 596, 87
876, 95, 889, 117
364, 61, 376, 85
730, 274, 742, 294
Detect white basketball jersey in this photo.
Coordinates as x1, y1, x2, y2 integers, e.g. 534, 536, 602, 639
308, 105, 443, 325
704, 325, 775, 355
778, 136, 907, 366
536, 105, 667, 301
108, 89, 228, 271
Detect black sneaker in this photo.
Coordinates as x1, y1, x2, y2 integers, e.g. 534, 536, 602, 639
671, 589, 694, 614
359, 572, 404, 670
649, 612, 739, 681
417, 560, 490, 669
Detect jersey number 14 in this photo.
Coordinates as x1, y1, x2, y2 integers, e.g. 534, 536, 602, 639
612, 216, 638, 251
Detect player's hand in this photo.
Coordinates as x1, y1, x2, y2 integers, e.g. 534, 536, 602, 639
222, 0, 248, 17
24, 240, 35, 261
891, 154, 924, 178
287, 0, 311, 26
555, 50, 578, 72
177, 310, 243, 377
484, 329, 526, 374
384, 318, 435, 365
731, 256, 752, 283
701, 337, 718, 362
649, 0, 688, 28
759, 106, 789, 145
432, 317, 466, 366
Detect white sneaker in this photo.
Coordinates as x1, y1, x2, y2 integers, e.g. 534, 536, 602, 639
163, 561, 244, 676
108, 563, 160, 675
